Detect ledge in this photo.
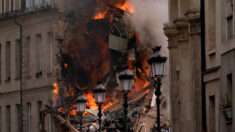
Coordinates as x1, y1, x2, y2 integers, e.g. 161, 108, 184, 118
0, 5, 54, 21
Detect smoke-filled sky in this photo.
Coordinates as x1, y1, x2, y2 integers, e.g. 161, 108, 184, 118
125, 0, 168, 47
125, 0, 170, 116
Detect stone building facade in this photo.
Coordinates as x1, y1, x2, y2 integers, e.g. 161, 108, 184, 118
0, 0, 65, 131
164, 0, 235, 132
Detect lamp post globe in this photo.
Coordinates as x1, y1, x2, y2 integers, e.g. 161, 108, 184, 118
148, 46, 167, 132
76, 95, 87, 113
76, 94, 87, 132
148, 46, 167, 78
118, 67, 134, 132
94, 82, 106, 132
94, 82, 106, 105
119, 68, 134, 92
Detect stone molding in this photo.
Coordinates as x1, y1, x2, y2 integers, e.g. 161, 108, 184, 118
185, 10, 201, 35
174, 18, 189, 43
164, 23, 178, 48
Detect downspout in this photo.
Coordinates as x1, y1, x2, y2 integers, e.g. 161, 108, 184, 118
200, 0, 207, 131
14, 14, 23, 132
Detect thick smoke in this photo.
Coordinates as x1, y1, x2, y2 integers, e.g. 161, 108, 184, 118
125, 0, 170, 118
124, 0, 168, 46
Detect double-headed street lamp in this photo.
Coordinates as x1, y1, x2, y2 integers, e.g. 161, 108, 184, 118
94, 82, 106, 132
76, 94, 87, 132
148, 46, 167, 132
119, 68, 134, 132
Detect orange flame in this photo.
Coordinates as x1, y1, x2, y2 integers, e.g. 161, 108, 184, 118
94, 10, 108, 20
102, 99, 119, 111
117, 1, 135, 13
53, 82, 59, 94
84, 92, 98, 109
64, 63, 68, 68
52, 82, 59, 104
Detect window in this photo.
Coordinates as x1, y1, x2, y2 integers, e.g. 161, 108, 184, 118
226, 0, 233, 39
0, 44, 1, 83
36, 34, 42, 77
25, 37, 30, 77
208, 0, 216, 50
0, 106, 2, 132
2, 0, 4, 13
227, 74, 232, 105
37, 101, 42, 131
48, 32, 53, 73
5, 41, 11, 81
15, 0, 19, 10
27, 103, 32, 132
26, 0, 35, 9
16, 104, 20, 132
21, 0, 26, 10
15, 39, 20, 79
6, 105, 11, 132
11, 0, 13, 11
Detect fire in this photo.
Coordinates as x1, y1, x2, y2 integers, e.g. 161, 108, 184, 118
64, 63, 68, 68
69, 106, 77, 116
84, 92, 98, 109
117, 1, 135, 13
58, 107, 65, 114
53, 82, 59, 94
52, 82, 59, 105
94, 10, 108, 20
102, 99, 119, 111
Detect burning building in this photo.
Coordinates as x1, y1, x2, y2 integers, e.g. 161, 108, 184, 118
0, 0, 169, 131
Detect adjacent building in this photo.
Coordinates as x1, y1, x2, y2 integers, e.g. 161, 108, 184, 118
0, 0, 65, 131
164, 0, 235, 132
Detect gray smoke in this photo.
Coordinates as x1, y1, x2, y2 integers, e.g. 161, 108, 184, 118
124, 0, 168, 46
124, 0, 170, 119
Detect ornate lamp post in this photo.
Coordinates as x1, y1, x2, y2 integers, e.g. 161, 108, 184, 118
148, 46, 167, 132
118, 68, 134, 132
94, 82, 106, 132
76, 94, 87, 132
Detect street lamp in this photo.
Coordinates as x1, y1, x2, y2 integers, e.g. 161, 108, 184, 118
148, 46, 167, 132
76, 94, 87, 132
118, 68, 134, 132
94, 82, 106, 132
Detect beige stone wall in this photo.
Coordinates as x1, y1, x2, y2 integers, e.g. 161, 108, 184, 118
166, 0, 235, 132
0, 8, 58, 132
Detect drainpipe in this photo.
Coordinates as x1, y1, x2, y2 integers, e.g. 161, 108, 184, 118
14, 14, 23, 132
200, 0, 207, 131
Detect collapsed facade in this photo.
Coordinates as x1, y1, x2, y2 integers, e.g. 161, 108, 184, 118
164, 0, 235, 132
0, 0, 169, 131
